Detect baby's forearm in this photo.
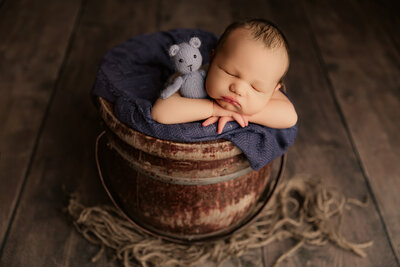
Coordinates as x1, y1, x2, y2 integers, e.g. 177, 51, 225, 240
152, 92, 297, 129
151, 93, 213, 124
248, 99, 298, 129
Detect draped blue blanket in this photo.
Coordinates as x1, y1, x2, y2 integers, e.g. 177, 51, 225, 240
92, 29, 297, 170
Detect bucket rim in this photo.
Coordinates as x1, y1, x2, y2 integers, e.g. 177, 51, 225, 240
98, 97, 243, 161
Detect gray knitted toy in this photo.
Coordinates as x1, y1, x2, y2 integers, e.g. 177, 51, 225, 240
161, 37, 208, 99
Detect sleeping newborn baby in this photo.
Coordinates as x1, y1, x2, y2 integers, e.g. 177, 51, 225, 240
152, 19, 297, 134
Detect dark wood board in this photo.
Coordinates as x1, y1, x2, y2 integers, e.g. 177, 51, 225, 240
302, 0, 400, 262
0, 0, 82, 250
357, 0, 400, 55
158, 0, 232, 35
0, 0, 159, 266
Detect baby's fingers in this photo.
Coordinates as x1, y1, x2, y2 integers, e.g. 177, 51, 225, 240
218, 117, 233, 134
232, 113, 246, 128
202, 116, 219, 127
242, 115, 249, 127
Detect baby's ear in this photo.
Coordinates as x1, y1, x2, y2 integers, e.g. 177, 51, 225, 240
274, 82, 282, 92
275, 81, 287, 93
189, 37, 201, 48
169, 44, 180, 57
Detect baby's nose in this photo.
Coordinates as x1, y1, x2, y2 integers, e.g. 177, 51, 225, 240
229, 83, 243, 96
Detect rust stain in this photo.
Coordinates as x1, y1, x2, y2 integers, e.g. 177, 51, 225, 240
104, 147, 271, 235
98, 97, 273, 237
106, 129, 250, 178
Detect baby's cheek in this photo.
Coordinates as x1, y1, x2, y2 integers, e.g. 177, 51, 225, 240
205, 78, 212, 95
205, 76, 218, 96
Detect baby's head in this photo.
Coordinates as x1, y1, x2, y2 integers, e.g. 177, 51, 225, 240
206, 19, 290, 115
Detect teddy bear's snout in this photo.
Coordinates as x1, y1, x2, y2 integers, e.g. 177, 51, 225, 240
188, 64, 193, 71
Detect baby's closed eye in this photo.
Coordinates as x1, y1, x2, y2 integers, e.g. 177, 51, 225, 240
224, 69, 236, 77
250, 84, 260, 91
218, 65, 237, 77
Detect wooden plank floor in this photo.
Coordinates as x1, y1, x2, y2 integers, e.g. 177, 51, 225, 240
0, 0, 399, 266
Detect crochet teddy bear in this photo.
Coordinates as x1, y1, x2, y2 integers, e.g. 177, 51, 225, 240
161, 37, 208, 99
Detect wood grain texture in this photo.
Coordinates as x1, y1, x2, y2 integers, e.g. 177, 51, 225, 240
357, 0, 400, 55
230, 0, 398, 266
303, 0, 400, 262
0, 0, 159, 266
159, 0, 232, 35
0, 0, 82, 250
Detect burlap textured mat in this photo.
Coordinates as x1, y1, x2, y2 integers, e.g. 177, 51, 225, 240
67, 174, 372, 267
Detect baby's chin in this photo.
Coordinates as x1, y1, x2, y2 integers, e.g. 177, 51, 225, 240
217, 100, 241, 111
218, 102, 255, 116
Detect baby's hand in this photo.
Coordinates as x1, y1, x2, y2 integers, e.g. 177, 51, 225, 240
203, 115, 248, 134
203, 102, 249, 134
202, 101, 249, 134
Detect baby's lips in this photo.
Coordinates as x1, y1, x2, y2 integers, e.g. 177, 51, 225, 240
222, 96, 240, 107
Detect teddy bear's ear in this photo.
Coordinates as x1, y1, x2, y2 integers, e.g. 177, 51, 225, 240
169, 44, 180, 57
189, 37, 201, 48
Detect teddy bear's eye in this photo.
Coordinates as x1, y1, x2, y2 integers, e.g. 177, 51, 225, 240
179, 59, 183, 63
193, 54, 197, 58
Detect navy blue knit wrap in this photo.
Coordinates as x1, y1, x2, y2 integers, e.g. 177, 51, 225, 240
92, 29, 297, 170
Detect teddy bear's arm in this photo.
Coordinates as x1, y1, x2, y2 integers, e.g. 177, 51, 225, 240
199, 69, 206, 78
161, 76, 184, 99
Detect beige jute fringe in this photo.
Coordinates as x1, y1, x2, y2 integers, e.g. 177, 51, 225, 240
67, 174, 373, 267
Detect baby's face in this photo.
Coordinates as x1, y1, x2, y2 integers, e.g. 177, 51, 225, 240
206, 28, 288, 116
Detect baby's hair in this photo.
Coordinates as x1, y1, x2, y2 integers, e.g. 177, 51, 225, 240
216, 19, 290, 90
217, 18, 289, 53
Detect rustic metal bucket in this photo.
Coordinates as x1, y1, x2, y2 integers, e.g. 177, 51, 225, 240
96, 97, 284, 243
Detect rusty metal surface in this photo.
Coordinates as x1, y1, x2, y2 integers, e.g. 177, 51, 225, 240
106, 129, 250, 179
102, 143, 272, 236
97, 97, 273, 238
